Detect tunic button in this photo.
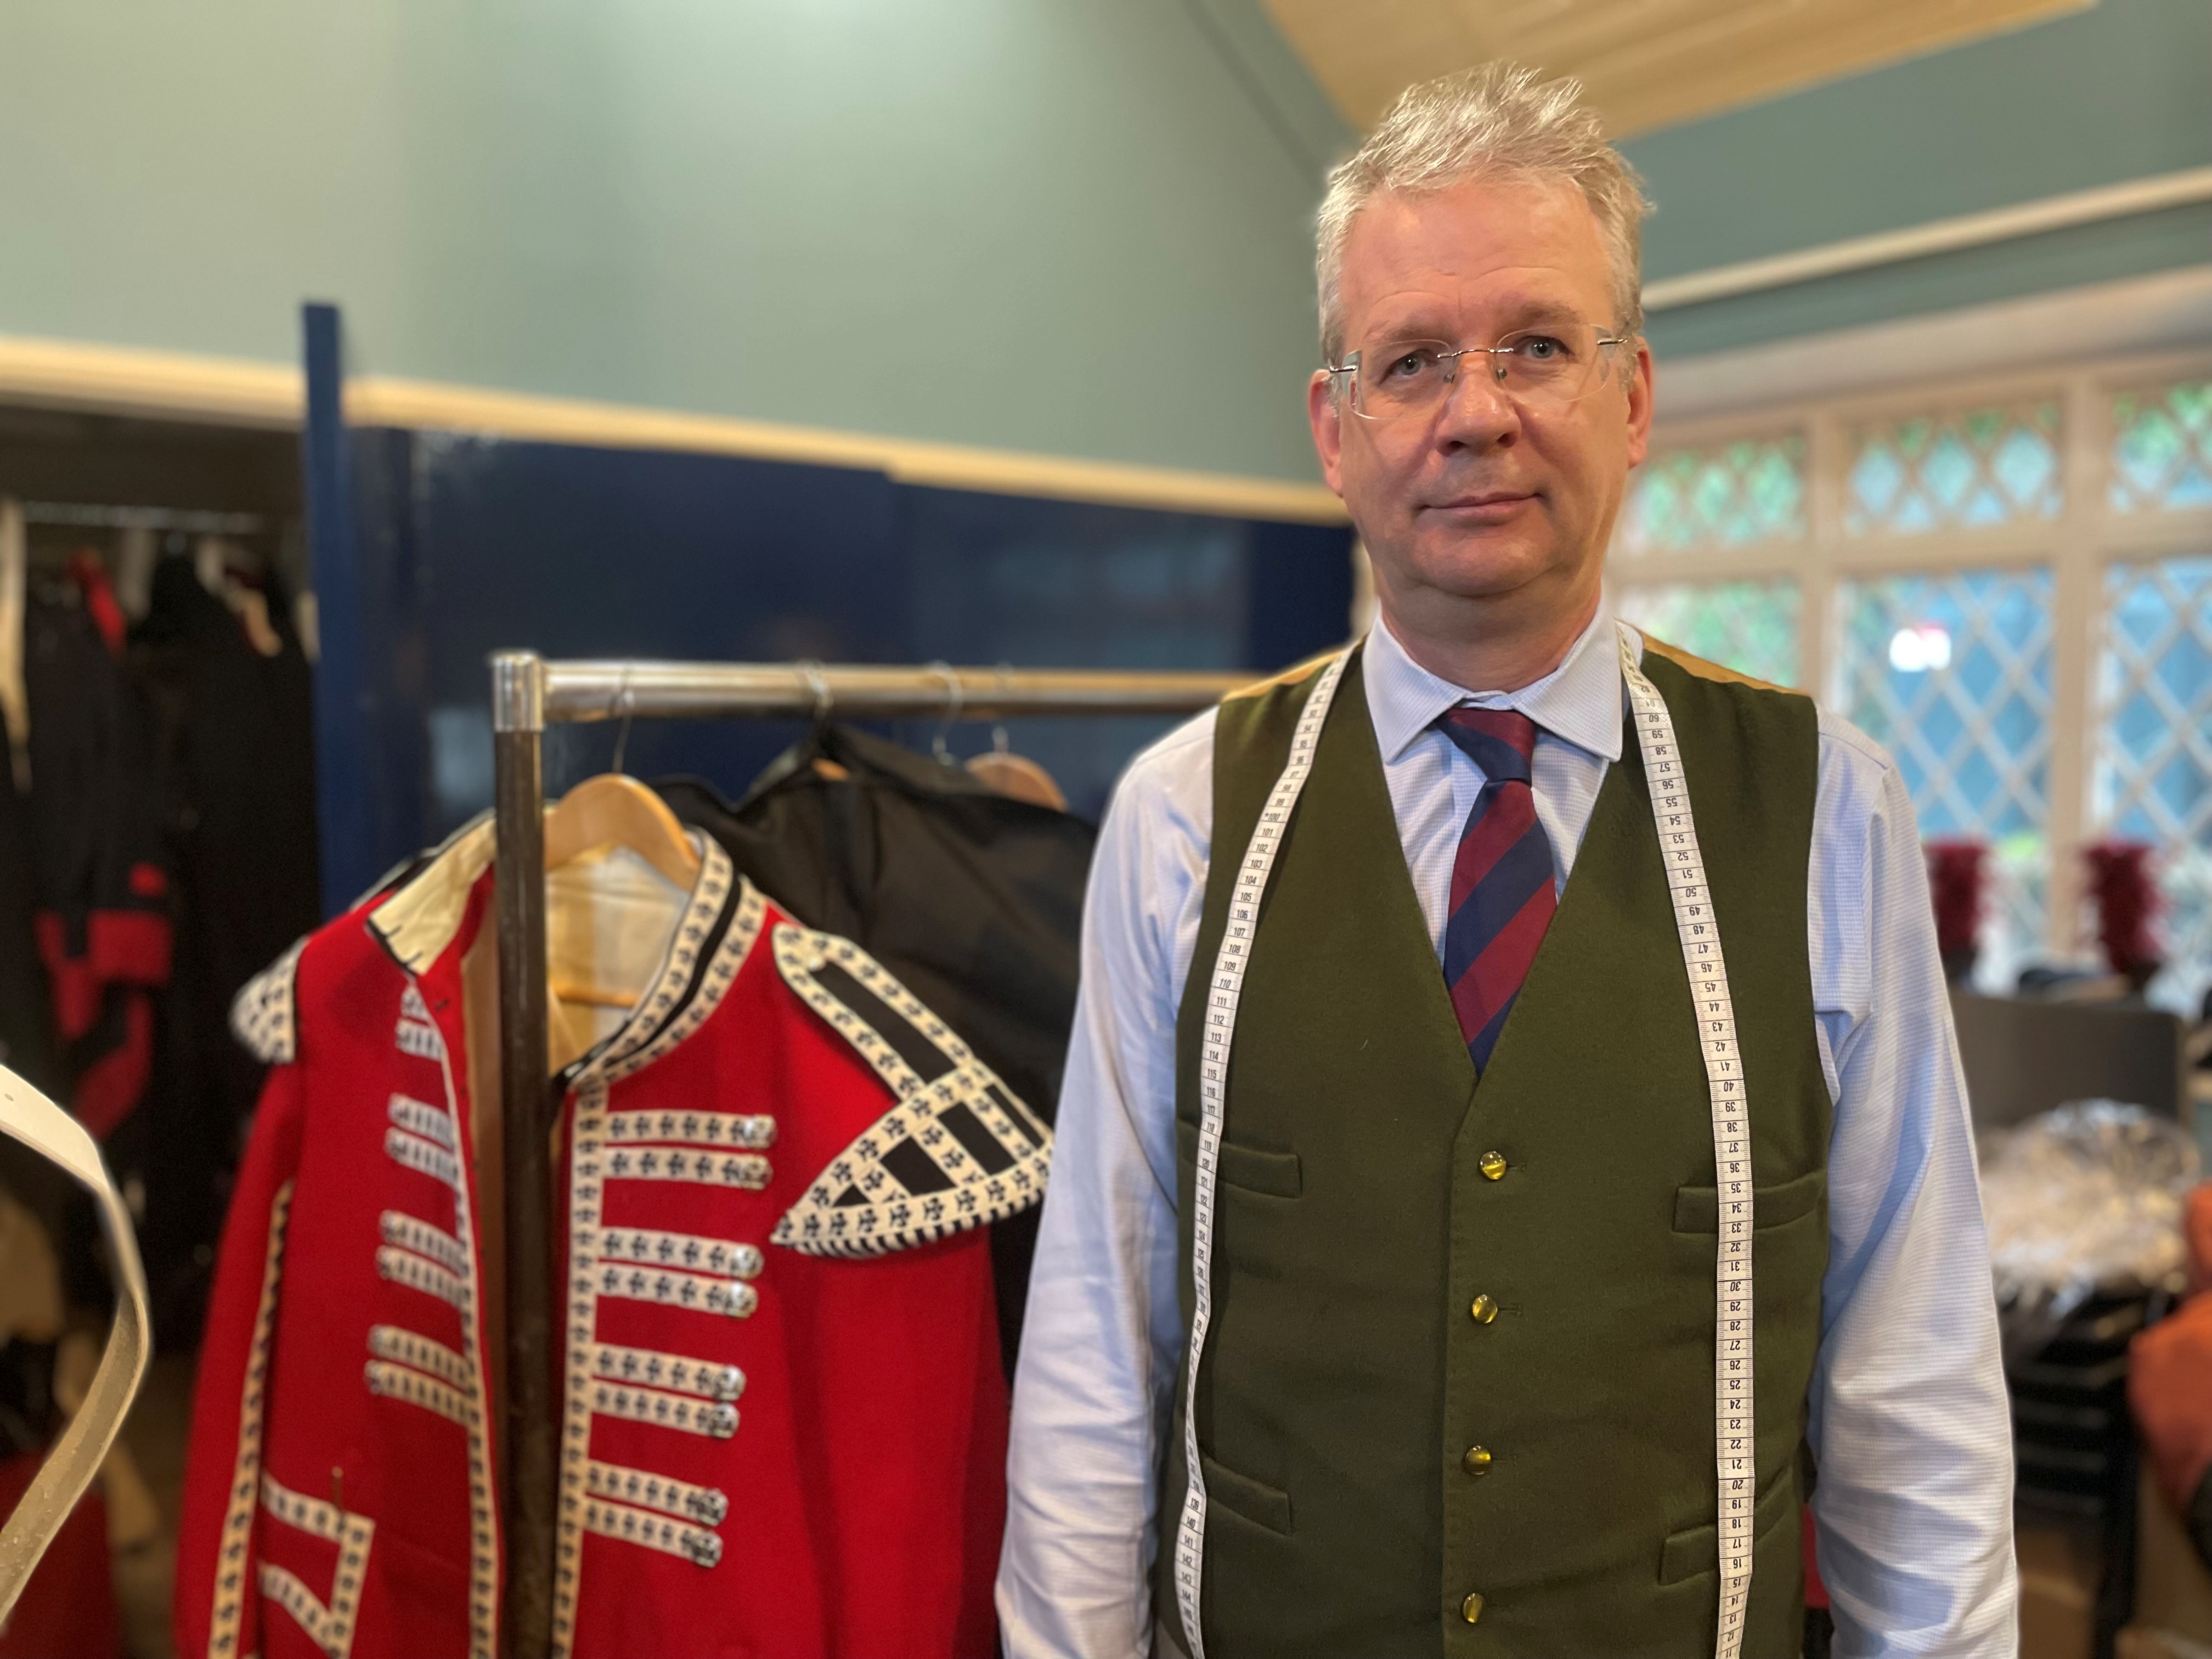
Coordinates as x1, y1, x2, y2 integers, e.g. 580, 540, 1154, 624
1478, 1150, 1508, 1181
1462, 1444, 1492, 1476
1460, 1592, 1485, 1623
1469, 1294, 1499, 1325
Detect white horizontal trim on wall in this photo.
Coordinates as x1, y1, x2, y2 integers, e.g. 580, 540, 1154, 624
0, 334, 1348, 526
1653, 263, 2212, 426
0, 335, 301, 428
1644, 166, 2212, 313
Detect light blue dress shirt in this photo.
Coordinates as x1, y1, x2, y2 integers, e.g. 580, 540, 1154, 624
998, 608, 2018, 1659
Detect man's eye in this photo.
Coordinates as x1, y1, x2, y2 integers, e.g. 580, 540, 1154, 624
1384, 349, 1436, 380
1516, 335, 1567, 360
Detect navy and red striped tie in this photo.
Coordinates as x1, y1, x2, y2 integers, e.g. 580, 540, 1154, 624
1437, 707, 1559, 1074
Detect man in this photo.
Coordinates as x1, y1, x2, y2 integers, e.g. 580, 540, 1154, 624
998, 61, 2015, 1659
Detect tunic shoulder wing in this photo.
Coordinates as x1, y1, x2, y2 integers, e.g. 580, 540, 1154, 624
768, 922, 1051, 1259
230, 934, 309, 1065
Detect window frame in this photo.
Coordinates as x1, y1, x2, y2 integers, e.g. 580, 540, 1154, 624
1611, 343, 2212, 958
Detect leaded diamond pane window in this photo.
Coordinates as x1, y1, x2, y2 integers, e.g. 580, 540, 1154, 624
2111, 379, 2212, 514
1845, 402, 2062, 535
1833, 568, 2053, 987
1619, 434, 1805, 556
1615, 579, 1801, 688
2094, 555, 2212, 1011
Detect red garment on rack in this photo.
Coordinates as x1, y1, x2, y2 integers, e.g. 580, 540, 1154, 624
0, 1451, 119, 1659
174, 821, 1042, 1659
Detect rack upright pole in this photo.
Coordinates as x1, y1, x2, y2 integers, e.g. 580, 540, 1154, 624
482, 648, 1248, 1659
490, 651, 556, 1659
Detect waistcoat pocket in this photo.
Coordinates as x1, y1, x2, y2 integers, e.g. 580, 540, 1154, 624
1670, 1168, 1824, 1234
1177, 1120, 1302, 1198
1656, 1471, 1796, 1584
1200, 1453, 1294, 1536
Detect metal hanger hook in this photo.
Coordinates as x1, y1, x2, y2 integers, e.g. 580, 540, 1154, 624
926, 662, 963, 765
609, 668, 636, 776
796, 660, 833, 724
991, 663, 1014, 755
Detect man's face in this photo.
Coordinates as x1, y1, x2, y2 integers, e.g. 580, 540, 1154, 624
1308, 174, 1654, 623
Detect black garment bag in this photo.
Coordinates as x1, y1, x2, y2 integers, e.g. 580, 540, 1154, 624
659, 724, 1096, 1373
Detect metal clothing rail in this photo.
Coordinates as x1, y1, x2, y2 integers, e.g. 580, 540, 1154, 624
18, 501, 270, 534
486, 648, 1244, 1659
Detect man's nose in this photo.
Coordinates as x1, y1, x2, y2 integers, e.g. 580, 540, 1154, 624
1434, 355, 1520, 450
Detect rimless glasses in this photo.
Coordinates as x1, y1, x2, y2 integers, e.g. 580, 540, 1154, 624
1329, 323, 1630, 424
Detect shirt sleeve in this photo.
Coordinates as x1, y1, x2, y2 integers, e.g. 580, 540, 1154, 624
1805, 711, 2019, 1657
997, 715, 1214, 1659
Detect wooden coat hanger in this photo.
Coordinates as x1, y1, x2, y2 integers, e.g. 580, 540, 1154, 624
963, 669, 1068, 810
543, 774, 702, 1015
965, 749, 1066, 810
544, 676, 700, 891
543, 682, 702, 1018
543, 774, 699, 892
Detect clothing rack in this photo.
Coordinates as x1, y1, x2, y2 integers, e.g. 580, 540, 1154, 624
18, 501, 269, 535
486, 648, 1246, 1659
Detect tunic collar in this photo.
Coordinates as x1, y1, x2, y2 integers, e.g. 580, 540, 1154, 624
363, 811, 755, 1080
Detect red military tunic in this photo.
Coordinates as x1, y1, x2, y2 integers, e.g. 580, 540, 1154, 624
174, 823, 1047, 1659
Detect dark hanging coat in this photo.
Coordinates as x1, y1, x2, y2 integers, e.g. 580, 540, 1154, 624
659, 724, 1096, 1369
131, 554, 320, 1341
0, 765, 58, 1095
22, 559, 170, 1141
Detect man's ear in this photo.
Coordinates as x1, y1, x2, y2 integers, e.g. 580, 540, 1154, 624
1624, 340, 1655, 470
1308, 370, 1348, 496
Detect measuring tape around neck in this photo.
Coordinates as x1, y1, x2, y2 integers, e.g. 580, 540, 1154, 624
1172, 623, 1753, 1657
1618, 624, 1756, 1657
1171, 649, 1347, 1658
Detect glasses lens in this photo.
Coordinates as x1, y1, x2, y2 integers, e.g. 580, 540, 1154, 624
1344, 326, 1616, 422
1494, 325, 1605, 404
1352, 341, 1454, 421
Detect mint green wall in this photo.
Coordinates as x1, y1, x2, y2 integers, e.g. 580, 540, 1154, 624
0, 0, 1344, 482
6, 1, 2202, 479
1624, 0, 2212, 360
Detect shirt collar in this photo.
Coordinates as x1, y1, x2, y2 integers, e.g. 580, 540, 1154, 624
1363, 605, 1626, 765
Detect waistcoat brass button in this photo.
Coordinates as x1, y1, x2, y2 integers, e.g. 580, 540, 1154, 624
1469, 1294, 1499, 1324
1462, 1444, 1492, 1476
1477, 1150, 1508, 1181
1460, 1591, 1485, 1623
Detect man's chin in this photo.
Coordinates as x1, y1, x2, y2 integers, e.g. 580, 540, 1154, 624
1400, 533, 1557, 602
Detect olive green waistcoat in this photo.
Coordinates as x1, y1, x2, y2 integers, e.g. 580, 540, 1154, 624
1157, 642, 1832, 1658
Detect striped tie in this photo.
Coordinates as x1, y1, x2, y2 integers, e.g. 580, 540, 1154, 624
1437, 707, 1559, 1074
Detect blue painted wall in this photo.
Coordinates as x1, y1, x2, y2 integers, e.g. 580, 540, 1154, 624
318, 421, 1353, 905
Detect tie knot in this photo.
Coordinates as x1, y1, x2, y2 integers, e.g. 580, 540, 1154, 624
1437, 706, 1539, 785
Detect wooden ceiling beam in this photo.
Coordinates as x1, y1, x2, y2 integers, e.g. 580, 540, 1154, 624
1573, 0, 2080, 134
1265, 0, 2092, 136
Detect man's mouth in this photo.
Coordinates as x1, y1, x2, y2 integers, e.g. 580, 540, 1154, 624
1423, 489, 1538, 518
